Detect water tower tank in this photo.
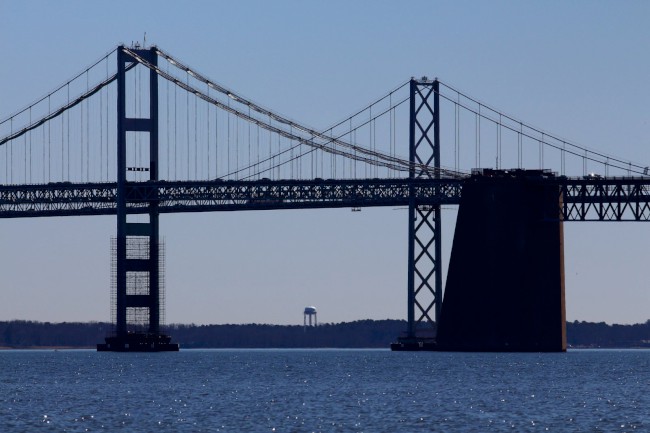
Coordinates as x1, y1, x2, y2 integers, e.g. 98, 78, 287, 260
303, 306, 318, 327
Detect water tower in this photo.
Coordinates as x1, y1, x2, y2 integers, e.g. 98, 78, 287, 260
304, 306, 318, 328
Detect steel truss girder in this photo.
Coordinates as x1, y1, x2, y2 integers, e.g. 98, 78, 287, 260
557, 178, 650, 221
4, 178, 650, 220
0, 178, 463, 218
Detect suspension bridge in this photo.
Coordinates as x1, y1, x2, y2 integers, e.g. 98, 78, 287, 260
2, 44, 649, 351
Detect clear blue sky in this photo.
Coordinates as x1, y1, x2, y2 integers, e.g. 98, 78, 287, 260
1, 0, 649, 325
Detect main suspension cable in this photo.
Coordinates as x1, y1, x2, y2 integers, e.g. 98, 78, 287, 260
0, 62, 137, 147
438, 80, 648, 175
127, 47, 464, 178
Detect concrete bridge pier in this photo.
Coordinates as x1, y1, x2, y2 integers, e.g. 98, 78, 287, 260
435, 169, 567, 352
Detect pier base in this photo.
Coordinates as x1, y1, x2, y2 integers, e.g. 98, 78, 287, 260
97, 332, 179, 352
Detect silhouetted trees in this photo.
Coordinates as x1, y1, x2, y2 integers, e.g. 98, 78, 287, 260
566, 320, 650, 348
0, 319, 648, 349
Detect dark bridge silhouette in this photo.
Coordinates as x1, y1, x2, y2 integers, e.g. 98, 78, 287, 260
2, 45, 649, 351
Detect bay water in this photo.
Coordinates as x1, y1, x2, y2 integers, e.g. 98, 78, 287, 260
1, 349, 648, 432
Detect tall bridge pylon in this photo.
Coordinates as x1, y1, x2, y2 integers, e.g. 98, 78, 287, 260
98, 46, 177, 351
405, 78, 443, 344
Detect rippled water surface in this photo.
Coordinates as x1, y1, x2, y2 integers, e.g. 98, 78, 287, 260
0, 349, 648, 432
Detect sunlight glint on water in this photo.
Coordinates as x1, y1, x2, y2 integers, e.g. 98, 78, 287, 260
0, 349, 648, 432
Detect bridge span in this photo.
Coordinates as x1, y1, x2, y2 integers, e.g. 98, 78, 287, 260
2, 44, 649, 351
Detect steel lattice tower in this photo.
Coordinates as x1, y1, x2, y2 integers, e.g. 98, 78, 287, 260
404, 78, 442, 346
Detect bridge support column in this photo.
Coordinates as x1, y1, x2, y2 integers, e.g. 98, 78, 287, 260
393, 78, 442, 350
98, 45, 178, 352
437, 170, 566, 352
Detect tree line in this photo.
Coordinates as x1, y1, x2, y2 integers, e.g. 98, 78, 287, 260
0, 319, 648, 349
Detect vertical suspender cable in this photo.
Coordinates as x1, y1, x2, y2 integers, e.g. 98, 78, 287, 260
369, 106, 372, 178
497, 114, 502, 170
166, 62, 170, 180
539, 133, 544, 169
389, 93, 393, 178
100, 75, 103, 181
477, 105, 481, 169
266, 115, 275, 177
47, 96, 51, 182
79, 82, 84, 182
87, 71, 90, 182
194, 90, 198, 179
215, 97, 219, 178
373, 117, 377, 177
10, 118, 13, 183
106, 57, 111, 180
454, 101, 458, 172
541, 133, 544, 168
134, 65, 138, 180
28, 107, 32, 182
475, 112, 478, 169
133, 65, 136, 179
353, 129, 357, 179
65, 83, 72, 181
519, 122, 524, 168
289, 125, 293, 179
257, 124, 260, 179
363, 114, 367, 178
194, 89, 200, 179
248, 106, 251, 179
276, 131, 280, 179
80, 83, 83, 182
268, 115, 272, 178
207, 83, 210, 179
174, 80, 178, 180
392, 103, 398, 177
42, 102, 45, 182
457, 99, 460, 172
24, 123, 27, 183
5, 119, 9, 183
61, 98, 64, 181
494, 123, 501, 170
186, 71, 190, 180
85, 71, 89, 181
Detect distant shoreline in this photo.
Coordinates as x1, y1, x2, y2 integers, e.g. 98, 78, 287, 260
0, 320, 648, 349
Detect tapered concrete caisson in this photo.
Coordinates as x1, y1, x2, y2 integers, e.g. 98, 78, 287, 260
436, 170, 566, 352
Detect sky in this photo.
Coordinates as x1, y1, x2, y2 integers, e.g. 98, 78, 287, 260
1, 0, 649, 326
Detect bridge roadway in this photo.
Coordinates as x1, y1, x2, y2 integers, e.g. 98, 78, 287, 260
1, 176, 650, 221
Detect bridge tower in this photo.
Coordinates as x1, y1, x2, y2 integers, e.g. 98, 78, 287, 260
97, 45, 178, 351
394, 78, 443, 350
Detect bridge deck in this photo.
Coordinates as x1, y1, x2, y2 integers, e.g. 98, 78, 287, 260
1, 177, 649, 221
